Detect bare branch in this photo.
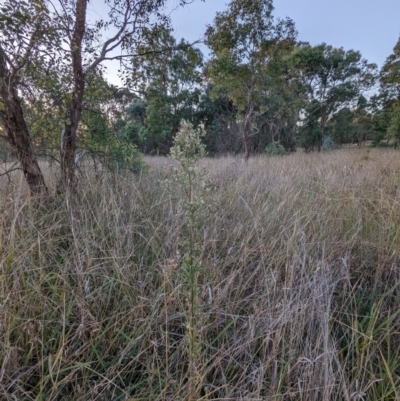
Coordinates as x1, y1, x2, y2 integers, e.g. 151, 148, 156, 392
36, 153, 61, 164
48, 0, 73, 40
0, 167, 22, 177
88, 0, 135, 71
10, 29, 39, 83
0, 43, 15, 72
0, 163, 19, 183
90, 40, 203, 65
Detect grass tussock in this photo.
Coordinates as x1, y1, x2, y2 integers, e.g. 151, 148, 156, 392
1, 148, 400, 400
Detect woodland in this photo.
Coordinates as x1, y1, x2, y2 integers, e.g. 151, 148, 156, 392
1, 0, 400, 400
0, 0, 400, 193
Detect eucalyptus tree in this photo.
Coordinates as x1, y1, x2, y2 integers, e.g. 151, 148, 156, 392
0, 0, 53, 195
327, 107, 355, 145
253, 39, 306, 152
291, 43, 377, 150
380, 37, 400, 99
325, 96, 373, 147
126, 26, 203, 154
196, 84, 238, 154
205, 0, 297, 160
377, 37, 400, 146
0, 0, 202, 194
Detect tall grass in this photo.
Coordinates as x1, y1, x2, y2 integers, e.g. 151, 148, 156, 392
1, 148, 400, 400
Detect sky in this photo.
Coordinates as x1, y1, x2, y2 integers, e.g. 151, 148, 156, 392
99, 0, 400, 86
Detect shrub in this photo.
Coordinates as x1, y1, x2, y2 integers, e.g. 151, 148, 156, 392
104, 140, 144, 173
265, 141, 288, 156
321, 135, 338, 151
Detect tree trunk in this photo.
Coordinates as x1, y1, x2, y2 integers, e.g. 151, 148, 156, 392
0, 48, 47, 197
60, 0, 87, 189
242, 106, 253, 161
61, 124, 76, 188
243, 121, 250, 161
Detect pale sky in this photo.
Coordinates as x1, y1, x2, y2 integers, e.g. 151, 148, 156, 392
97, 0, 400, 86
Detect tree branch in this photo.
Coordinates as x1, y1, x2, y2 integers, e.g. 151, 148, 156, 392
90, 41, 203, 66
0, 167, 22, 177
88, 0, 136, 72
36, 153, 61, 164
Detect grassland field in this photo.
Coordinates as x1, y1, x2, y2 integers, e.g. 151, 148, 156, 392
1, 148, 400, 400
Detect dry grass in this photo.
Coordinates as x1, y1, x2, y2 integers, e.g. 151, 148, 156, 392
1, 148, 400, 400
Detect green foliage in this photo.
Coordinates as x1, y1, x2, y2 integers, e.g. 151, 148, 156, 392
73, 74, 145, 173
104, 139, 144, 173
0, 0, 201, 191
321, 136, 337, 151
387, 104, 400, 144
299, 100, 323, 151
369, 93, 393, 145
265, 141, 288, 156
292, 43, 377, 150
205, 0, 295, 58
126, 26, 204, 154
196, 84, 237, 154
205, 0, 297, 114
323, 96, 374, 147
117, 100, 148, 151
380, 37, 400, 99
0, 0, 54, 54
205, 0, 298, 158
375, 37, 400, 146
328, 107, 355, 145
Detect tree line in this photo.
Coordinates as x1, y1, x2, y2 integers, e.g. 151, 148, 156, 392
0, 0, 399, 195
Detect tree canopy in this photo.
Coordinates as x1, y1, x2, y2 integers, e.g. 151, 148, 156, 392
0, 0, 398, 195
